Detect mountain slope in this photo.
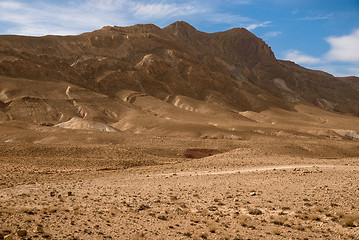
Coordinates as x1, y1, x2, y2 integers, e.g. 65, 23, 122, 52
0, 21, 358, 135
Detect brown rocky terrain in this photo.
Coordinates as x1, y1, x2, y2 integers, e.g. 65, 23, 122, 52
0, 22, 359, 239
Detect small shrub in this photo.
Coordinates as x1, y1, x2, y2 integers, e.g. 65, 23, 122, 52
340, 214, 359, 227
313, 206, 325, 213
200, 233, 208, 239
271, 216, 287, 226
272, 229, 281, 235
308, 214, 321, 221
248, 208, 262, 215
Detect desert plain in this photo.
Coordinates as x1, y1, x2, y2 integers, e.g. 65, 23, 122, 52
0, 22, 359, 239
1, 103, 359, 240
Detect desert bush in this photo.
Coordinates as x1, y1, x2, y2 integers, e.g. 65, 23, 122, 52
308, 214, 321, 221
272, 229, 281, 235
313, 206, 325, 213
248, 208, 262, 215
238, 215, 255, 229
340, 214, 359, 227
270, 215, 288, 225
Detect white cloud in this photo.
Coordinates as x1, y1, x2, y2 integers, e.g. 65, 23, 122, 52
208, 13, 252, 25
284, 50, 321, 65
0, 1, 24, 10
0, 0, 211, 35
296, 13, 333, 21
263, 31, 281, 38
315, 65, 359, 77
325, 29, 359, 62
0, 0, 132, 35
0, 0, 272, 36
131, 3, 200, 19
246, 21, 271, 31
224, 0, 252, 4
84, 0, 126, 11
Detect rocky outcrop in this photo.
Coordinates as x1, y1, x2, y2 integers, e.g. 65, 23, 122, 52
0, 21, 359, 130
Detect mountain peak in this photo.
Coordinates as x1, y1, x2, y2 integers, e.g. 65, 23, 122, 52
166, 21, 197, 30
164, 21, 198, 36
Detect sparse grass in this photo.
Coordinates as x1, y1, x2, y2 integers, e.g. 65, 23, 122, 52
312, 206, 325, 213
24, 216, 35, 223
308, 214, 321, 221
238, 215, 251, 227
339, 214, 359, 227
248, 208, 262, 215
331, 211, 359, 227
109, 207, 119, 215
292, 224, 305, 231
272, 229, 281, 235
238, 215, 255, 229
207, 221, 217, 233
199, 232, 208, 239
42, 206, 69, 214
270, 215, 288, 226
335, 211, 345, 218
183, 232, 192, 237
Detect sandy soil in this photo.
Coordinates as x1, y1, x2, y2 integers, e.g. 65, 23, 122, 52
1, 128, 358, 240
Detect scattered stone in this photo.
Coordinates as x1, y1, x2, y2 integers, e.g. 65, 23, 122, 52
248, 208, 263, 215
138, 204, 150, 211
4, 235, 12, 240
43, 233, 51, 238
34, 225, 44, 234
157, 215, 168, 221
17, 230, 27, 237
2, 230, 11, 235
208, 206, 218, 211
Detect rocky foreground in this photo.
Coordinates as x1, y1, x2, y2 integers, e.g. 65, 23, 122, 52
1, 129, 359, 240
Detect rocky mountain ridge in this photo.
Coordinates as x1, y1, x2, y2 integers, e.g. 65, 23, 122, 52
0, 21, 358, 134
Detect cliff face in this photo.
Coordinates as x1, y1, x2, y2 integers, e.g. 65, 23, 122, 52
0, 21, 358, 128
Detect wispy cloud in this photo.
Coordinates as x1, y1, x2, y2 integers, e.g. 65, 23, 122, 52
223, 0, 252, 4
0, 0, 271, 36
284, 50, 320, 64
315, 65, 359, 77
283, 29, 359, 76
246, 21, 271, 31
263, 31, 281, 39
131, 2, 201, 19
0, 0, 205, 36
296, 13, 333, 21
325, 28, 359, 62
0, 0, 132, 35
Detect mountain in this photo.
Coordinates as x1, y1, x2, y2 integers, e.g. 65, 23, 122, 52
0, 21, 358, 136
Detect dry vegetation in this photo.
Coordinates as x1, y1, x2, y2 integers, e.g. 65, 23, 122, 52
1, 22, 359, 239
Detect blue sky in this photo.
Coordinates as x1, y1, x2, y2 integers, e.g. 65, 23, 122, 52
0, 0, 358, 76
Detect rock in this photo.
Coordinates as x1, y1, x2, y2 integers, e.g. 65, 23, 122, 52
34, 225, 44, 234
67, 191, 73, 196
50, 191, 55, 197
0, 233, 4, 239
249, 191, 257, 196
138, 204, 150, 211
208, 206, 218, 211
17, 230, 27, 237
4, 235, 12, 240
248, 208, 263, 215
157, 215, 168, 221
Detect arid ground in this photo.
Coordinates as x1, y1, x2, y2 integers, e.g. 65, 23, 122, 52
1, 22, 359, 239
1, 104, 359, 240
